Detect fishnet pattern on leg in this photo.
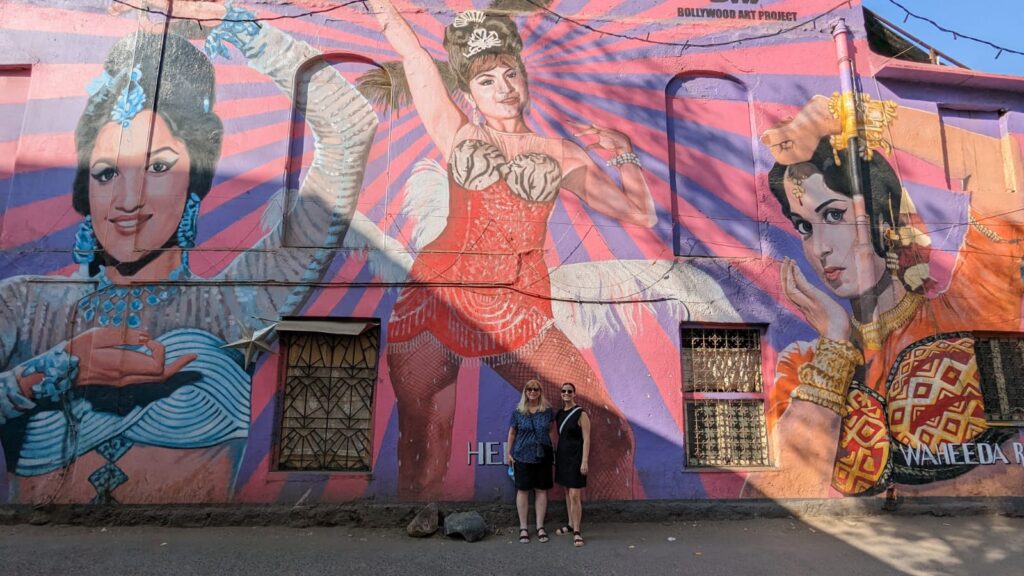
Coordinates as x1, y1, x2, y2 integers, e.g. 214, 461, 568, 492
487, 328, 635, 500
388, 336, 461, 501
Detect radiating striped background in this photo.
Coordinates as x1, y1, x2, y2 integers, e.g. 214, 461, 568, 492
3, 0, 1019, 502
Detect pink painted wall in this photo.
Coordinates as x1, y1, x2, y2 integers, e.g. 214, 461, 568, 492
1, 0, 1022, 505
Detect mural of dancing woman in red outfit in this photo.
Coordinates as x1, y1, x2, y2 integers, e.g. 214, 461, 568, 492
363, 1, 656, 500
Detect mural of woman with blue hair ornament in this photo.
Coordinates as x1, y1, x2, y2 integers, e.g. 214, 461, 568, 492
0, 0, 377, 504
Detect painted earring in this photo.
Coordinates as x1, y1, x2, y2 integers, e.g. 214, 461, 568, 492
470, 103, 480, 125
884, 229, 901, 278
788, 173, 807, 205
73, 215, 98, 264
176, 192, 201, 249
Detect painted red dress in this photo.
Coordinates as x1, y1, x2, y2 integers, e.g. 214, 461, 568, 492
772, 213, 1024, 495
389, 125, 566, 362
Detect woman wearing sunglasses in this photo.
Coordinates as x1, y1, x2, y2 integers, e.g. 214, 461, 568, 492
506, 379, 554, 543
555, 382, 590, 547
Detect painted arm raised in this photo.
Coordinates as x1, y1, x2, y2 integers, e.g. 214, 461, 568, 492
366, 0, 466, 159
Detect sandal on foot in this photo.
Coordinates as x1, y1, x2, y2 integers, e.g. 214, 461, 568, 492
537, 527, 550, 543
519, 528, 530, 544
573, 531, 585, 547
555, 525, 573, 536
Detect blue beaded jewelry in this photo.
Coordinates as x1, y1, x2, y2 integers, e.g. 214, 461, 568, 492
20, 344, 80, 403
73, 216, 98, 265
204, 1, 263, 60
177, 192, 201, 249
85, 65, 146, 128
79, 262, 191, 329
110, 66, 146, 128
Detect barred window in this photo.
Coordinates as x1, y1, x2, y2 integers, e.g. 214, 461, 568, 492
276, 321, 380, 472
974, 335, 1024, 425
682, 327, 770, 468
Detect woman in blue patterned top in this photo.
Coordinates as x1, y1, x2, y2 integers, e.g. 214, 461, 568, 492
506, 379, 554, 543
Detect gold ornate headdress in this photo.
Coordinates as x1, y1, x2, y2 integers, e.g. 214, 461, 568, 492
828, 91, 898, 165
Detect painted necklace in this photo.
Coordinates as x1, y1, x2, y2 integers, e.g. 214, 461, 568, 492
78, 261, 191, 328
851, 292, 924, 351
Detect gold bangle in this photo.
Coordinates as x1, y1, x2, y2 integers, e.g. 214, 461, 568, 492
798, 364, 843, 394
791, 384, 847, 416
791, 338, 862, 415
797, 338, 863, 392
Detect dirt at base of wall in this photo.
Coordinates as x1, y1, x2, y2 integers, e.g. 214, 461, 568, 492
1, 497, 1022, 528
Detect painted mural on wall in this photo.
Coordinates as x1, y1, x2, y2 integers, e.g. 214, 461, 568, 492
0, 0, 377, 503
363, 0, 664, 501
747, 95, 1024, 497
1, 0, 1022, 504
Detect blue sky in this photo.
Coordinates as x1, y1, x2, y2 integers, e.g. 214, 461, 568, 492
864, 0, 1024, 76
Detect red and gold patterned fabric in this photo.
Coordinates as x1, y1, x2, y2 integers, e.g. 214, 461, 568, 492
886, 336, 986, 453
773, 213, 1024, 495
833, 387, 890, 494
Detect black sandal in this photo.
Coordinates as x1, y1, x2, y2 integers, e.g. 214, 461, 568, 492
519, 528, 530, 544
537, 527, 549, 543
573, 531, 585, 547
555, 525, 573, 536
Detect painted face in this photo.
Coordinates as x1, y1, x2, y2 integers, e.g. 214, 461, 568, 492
88, 110, 191, 264
784, 169, 886, 299
467, 64, 527, 121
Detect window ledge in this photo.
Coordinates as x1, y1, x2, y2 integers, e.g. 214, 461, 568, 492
264, 470, 374, 482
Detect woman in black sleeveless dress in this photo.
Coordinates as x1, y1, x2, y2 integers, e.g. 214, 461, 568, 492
555, 382, 591, 547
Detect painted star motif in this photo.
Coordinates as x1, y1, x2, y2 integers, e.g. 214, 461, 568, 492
221, 319, 276, 368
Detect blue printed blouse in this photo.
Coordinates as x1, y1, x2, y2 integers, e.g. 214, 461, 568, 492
509, 407, 554, 464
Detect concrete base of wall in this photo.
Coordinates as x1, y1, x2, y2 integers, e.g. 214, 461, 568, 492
2, 497, 1022, 528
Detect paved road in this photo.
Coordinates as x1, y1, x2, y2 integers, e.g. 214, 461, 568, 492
3, 515, 1021, 575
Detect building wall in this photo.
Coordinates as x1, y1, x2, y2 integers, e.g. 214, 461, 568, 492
1, 0, 1022, 504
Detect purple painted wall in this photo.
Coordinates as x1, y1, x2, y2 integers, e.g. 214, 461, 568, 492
0, 0, 1022, 505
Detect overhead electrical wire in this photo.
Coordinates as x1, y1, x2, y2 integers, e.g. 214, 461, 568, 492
113, 0, 853, 52
111, 0, 367, 23
885, 0, 1024, 60
112, 0, 1022, 60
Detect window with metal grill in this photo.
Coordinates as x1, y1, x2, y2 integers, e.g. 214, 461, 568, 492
276, 322, 380, 472
974, 335, 1024, 425
682, 326, 770, 468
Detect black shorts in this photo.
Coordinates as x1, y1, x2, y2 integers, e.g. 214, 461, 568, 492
513, 460, 553, 491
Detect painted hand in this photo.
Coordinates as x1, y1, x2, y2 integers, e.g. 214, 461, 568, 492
69, 327, 197, 387
569, 120, 633, 154
760, 95, 838, 165
780, 257, 850, 342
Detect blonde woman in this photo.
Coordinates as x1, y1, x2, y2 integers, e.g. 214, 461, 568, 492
506, 379, 554, 543
365, 0, 647, 503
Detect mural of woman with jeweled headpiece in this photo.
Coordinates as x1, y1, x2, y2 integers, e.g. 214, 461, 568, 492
360, 0, 659, 500
0, 0, 377, 503
745, 95, 1024, 498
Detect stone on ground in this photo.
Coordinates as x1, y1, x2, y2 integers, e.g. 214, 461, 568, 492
406, 503, 440, 538
443, 511, 488, 542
